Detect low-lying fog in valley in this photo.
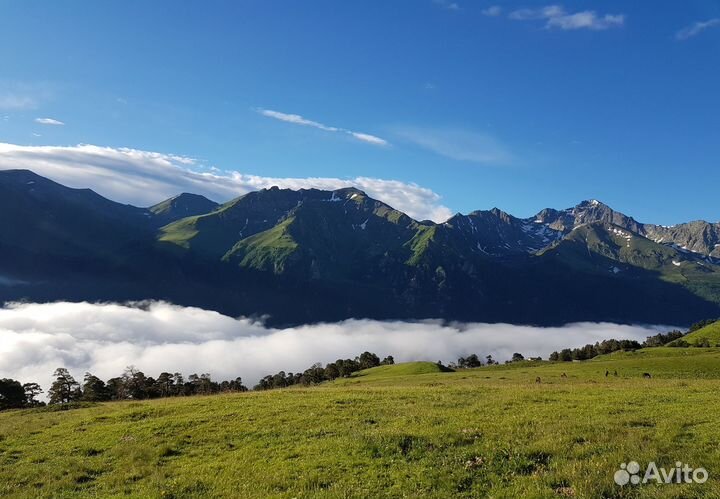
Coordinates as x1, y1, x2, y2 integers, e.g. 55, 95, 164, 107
0, 301, 673, 393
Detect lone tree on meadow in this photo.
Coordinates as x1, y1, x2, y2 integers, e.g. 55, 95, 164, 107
48, 368, 81, 404
381, 356, 395, 365
22, 382, 44, 407
457, 354, 482, 368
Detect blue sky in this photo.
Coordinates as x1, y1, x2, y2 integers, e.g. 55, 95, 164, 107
0, 0, 719, 224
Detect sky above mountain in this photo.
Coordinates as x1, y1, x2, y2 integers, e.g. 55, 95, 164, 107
0, 1, 718, 224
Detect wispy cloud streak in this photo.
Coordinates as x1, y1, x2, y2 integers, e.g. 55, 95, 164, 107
676, 19, 720, 40
34, 117, 65, 126
433, 0, 460, 11
508, 5, 624, 30
257, 108, 388, 146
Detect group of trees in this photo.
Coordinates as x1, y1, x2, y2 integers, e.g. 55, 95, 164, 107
450, 352, 541, 369
668, 319, 720, 348
688, 319, 719, 333
671, 337, 719, 348
451, 354, 497, 369
42, 367, 248, 405
0, 379, 44, 410
547, 328, 699, 362
453, 354, 487, 368
643, 330, 685, 347
547, 321, 719, 362
549, 339, 643, 362
254, 352, 394, 390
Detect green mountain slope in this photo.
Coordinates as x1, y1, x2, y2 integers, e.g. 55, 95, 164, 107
149, 193, 218, 226
223, 216, 300, 274
1, 169, 720, 326
670, 321, 720, 346
168, 187, 424, 282
158, 187, 330, 257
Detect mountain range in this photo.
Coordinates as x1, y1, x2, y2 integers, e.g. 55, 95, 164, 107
1, 168, 719, 326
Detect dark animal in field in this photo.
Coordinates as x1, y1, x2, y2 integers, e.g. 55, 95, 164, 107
643, 372, 652, 379
561, 373, 567, 378
535, 377, 541, 384
605, 370, 609, 377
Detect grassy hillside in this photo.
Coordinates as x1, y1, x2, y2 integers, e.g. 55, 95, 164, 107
670, 321, 720, 346
349, 361, 455, 379
223, 217, 299, 273
3, 352, 720, 498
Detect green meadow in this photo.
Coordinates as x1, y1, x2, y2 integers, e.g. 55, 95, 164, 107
3, 349, 720, 498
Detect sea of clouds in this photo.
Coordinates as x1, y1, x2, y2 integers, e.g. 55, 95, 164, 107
0, 301, 672, 392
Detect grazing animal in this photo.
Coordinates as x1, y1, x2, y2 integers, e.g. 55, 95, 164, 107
535, 377, 541, 384
605, 370, 609, 377
643, 372, 652, 379
561, 373, 567, 378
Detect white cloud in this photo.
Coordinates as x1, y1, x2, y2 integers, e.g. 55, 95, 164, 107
258, 108, 388, 146
509, 5, 564, 20
433, 0, 460, 11
676, 19, 720, 40
394, 127, 513, 165
34, 117, 65, 126
257, 109, 339, 132
0, 142, 452, 222
547, 12, 624, 31
0, 301, 668, 395
482, 6, 502, 17
350, 132, 388, 146
509, 5, 624, 30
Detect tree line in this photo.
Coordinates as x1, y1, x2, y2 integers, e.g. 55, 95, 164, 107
665, 317, 720, 348
254, 351, 394, 390
546, 319, 719, 363
450, 352, 544, 368
0, 367, 248, 410
547, 329, 693, 362
0, 379, 44, 411
0, 351, 393, 409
